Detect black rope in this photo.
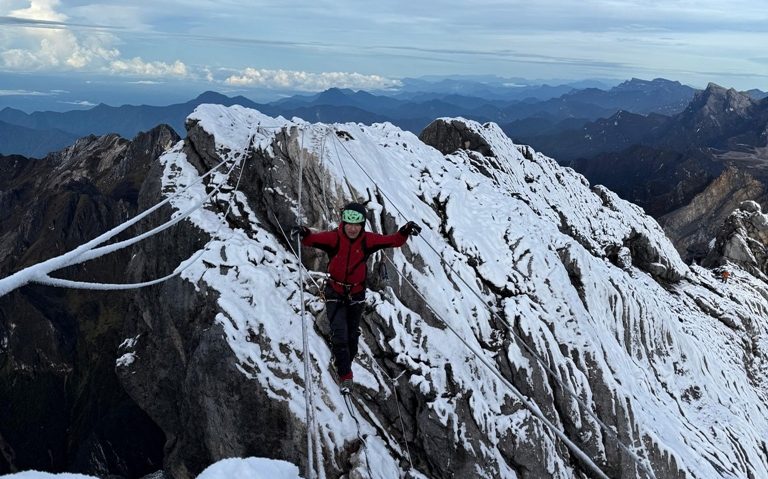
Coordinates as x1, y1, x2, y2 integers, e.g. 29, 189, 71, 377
344, 394, 374, 479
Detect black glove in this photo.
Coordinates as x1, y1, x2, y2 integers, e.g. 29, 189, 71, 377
290, 225, 310, 240
398, 221, 421, 237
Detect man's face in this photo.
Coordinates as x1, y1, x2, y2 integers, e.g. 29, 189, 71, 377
343, 223, 363, 239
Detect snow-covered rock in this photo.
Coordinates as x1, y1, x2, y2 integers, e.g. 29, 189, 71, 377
112, 105, 768, 478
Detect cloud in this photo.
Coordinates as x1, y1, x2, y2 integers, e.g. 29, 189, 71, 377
8, 0, 66, 22
127, 80, 166, 85
109, 57, 187, 77
224, 68, 401, 91
0, 2, 185, 79
59, 99, 96, 106
0, 88, 55, 96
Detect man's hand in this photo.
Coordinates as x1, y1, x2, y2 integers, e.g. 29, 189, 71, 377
398, 221, 421, 237
290, 225, 310, 240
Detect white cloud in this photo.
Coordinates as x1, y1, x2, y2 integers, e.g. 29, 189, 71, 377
224, 68, 401, 91
59, 99, 96, 106
0, 88, 53, 95
8, 0, 66, 21
127, 80, 166, 84
0, 1, 187, 79
0, 28, 119, 70
109, 57, 187, 77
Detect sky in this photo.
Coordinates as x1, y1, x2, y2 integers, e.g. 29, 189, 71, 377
0, 0, 767, 108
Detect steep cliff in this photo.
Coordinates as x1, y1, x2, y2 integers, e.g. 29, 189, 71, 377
0, 126, 181, 476
660, 168, 767, 260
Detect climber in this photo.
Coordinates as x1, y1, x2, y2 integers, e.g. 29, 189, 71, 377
721, 270, 730, 283
291, 202, 421, 393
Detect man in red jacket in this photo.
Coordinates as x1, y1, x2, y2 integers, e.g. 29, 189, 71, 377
292, 202, 420, 393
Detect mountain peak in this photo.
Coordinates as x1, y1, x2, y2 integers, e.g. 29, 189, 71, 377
614, 78, 683, 91
696, 82, 753, 110
194, 91, 231, 103
316, 87, 355, 100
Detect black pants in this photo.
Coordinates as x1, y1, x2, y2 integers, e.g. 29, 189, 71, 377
325, 287, 365, 377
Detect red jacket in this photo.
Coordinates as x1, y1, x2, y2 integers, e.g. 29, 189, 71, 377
302, 225, 407, 294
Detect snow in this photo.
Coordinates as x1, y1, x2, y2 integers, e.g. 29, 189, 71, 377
0, 458, 302, 479
0, 473, 96, 479
0, 143, 238, 296
196, 457, 301, 479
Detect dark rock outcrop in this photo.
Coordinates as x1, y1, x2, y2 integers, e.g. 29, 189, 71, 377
661, 168, 767, 261
0, 126, 179, 477
703, 200, 768, 277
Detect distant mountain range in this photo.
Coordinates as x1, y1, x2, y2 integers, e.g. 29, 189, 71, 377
3, 78, 768, 263
526, 83, 768, 211
0, 77, 719, 158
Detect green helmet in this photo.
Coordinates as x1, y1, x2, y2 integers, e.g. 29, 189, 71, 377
341, 203, 366, 224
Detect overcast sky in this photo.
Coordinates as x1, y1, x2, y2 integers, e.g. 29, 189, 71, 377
1, 0, 767, 100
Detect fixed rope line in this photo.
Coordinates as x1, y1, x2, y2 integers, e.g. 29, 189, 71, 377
312, 131, 414, 472
68, 153, 242, 265
382, 256, 611, 479
342, 395, 374, 478
329, 129, 358, 200
318, 128, 332, 222
45, 131, 256, 290
270, 212, 324, 291
296, 129, 319, 479
38, 130, 257, 291
376, 366, 413, 470
0, 142, 245, 298
331, 130, 657, 479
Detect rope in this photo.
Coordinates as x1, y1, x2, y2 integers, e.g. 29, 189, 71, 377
330, 130, 357, 200
318, 128, 332, 222
44, 126, 256, 289
297, 128, 317, 479
343, 395, 374, 479
383, 256, 610, 479
331, 131, 657, 479
377, 366, 413, 470
0, 136, 250, 298
36, 147, 247, 289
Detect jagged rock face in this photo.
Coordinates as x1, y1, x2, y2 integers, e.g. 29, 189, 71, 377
114, 117, 311, 479
704, 200, 768, 276
57, 108, 768, 478
661, 168, 767, 261
660, 83, 766, 150
419, 118, 495, 158
572, 145, 723, 217
528, 84, 768, 226
0, 126, 179, 476
129, 107, 713, 479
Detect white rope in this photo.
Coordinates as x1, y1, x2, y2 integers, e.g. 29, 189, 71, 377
38, 131, 254, 290
35, 249, 207, 290
0, 128, 255, 297
69, 156, 241, 264
0, 150, 237, 297
297, 128, 317, 479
